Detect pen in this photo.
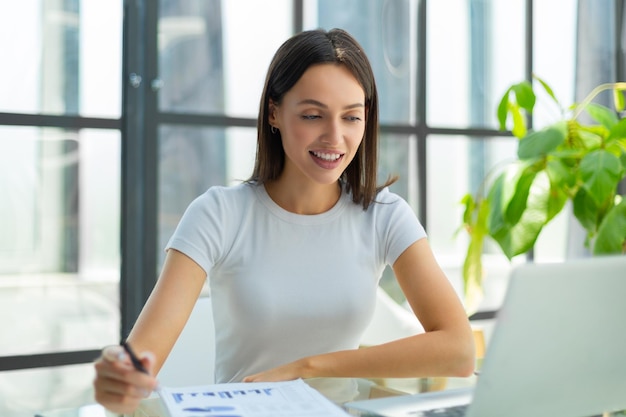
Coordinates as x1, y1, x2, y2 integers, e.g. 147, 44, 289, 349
121, 341, 149, 374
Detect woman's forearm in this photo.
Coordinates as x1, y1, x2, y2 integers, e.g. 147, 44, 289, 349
304, 329, 475, 380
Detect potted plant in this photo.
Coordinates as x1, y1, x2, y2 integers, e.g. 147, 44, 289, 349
459, 76, 626, 311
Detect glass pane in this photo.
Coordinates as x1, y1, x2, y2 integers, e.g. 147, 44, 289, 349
533, 0, 577, 127
0, 363, 96, 417
305, 0, 417, 124
427, 0, 526, 129
426, 135, 518, 311
0, 127, 120, 356
158, 0, 292, 117
0, 2, 122, 117
379, 134, 419, 212
158, 126, 257, 267
531, 0, 577, 262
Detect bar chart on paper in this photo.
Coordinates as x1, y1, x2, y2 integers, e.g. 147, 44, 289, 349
158, 379, 351, 417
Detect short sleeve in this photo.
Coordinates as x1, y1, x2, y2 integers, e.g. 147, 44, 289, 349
376, 189, 427, 266
165, 187, 227, 275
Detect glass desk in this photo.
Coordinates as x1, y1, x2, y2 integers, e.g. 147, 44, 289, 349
35, 378, 414, 417
34, 378, 474, 417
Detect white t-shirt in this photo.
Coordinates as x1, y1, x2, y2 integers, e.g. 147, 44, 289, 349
166, 182, 426, 383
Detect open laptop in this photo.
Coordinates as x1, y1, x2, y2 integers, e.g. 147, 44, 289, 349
344, 255, 626, 417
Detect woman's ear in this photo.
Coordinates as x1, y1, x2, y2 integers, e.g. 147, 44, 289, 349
268, 99, 278, 127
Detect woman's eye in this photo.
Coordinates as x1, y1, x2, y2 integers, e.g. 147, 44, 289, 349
345, 116, 362, 122
301, 114, 321, 120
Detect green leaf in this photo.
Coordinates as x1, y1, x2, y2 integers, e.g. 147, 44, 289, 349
511, 81, 536, 112
613, 139, 626, 169
593, 199, 626, 254
572, 187, 600, 233
607, 118, 626, 142
497, 81, 536, 137
585, 103, 619, 130
462, 199, 490, 314
546, 158, 577, 189
462, 235, 485, 315
579, 150, 622, 206
510, 102, 527, 138
460, 193, 475, 226
533, 75, 560, 106
487, 162, 541, 240
577, 125, 607, 149
545, 182, 568, 221
518, 122, 567, 159
611, 137, 626, 154
550, 148, 586, 162
605, 140, 626, 170
487, 173, 508, 239
613, 88, 625, 113
544, 157, 576, 220
505, 167, 540, 225
491, 171, 551, 258
497, 88, 512, 131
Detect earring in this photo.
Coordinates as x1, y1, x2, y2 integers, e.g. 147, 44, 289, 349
270, 125, 277, 134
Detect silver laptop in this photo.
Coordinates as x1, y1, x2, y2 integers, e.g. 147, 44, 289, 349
345, 255, 626, 417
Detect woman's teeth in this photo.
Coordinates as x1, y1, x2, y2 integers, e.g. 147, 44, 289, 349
311, 151, 341, 161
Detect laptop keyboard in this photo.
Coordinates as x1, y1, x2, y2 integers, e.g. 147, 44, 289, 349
422, 404, 468, 417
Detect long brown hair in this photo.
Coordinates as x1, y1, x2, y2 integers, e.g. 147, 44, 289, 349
249, 28, 396, 210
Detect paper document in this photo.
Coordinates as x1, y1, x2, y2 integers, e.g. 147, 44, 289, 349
158, 379, 351, 417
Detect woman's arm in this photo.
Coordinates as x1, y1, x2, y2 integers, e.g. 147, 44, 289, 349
93, 249, 206, 413
125, 248, 208, 373
243, 238, 475, 381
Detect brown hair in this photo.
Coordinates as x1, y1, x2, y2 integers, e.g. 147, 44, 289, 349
249, 28, 396, 210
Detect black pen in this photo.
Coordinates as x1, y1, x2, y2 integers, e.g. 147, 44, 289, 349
121, 341, 149, 374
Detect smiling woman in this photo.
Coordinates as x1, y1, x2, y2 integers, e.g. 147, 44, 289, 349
92, 28, 474, 415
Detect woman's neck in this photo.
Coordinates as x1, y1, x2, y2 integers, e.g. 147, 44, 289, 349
264, 177, 342, 215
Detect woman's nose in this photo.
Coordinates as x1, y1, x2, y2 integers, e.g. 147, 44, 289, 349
321, 119, 342, 144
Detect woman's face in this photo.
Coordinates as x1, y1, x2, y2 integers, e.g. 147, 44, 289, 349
269, 63, 366, 187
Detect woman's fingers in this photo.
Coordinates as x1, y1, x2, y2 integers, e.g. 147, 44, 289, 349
93, 346, 157, 413
102, 345, 125, 363
139, 350, 156, 375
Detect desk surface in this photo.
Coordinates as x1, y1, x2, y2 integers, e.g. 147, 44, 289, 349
37, 379, 626, 417
36, 378, 412, 417
36, 401, 387, 417
36, 374, 486, 417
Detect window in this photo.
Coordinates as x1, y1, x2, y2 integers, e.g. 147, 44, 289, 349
0, 1, 123, 414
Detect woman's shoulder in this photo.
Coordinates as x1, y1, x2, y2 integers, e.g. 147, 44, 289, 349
197, 181, 257, 202
364, 186, 420, 224
357, 186, 405, 213
186, 182, 259, 215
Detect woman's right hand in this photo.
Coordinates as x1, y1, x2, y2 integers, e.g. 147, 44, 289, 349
93, 345, 158, 414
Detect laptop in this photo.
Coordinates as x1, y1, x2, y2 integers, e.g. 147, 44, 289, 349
344, 255, 626, 417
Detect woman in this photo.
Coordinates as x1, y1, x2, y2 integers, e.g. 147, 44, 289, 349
94, 28, 475, 414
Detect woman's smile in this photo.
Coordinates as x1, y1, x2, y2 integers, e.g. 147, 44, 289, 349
309, 150, 345, 169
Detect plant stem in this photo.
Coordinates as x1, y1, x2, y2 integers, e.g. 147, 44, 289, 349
572, 82, 626, 120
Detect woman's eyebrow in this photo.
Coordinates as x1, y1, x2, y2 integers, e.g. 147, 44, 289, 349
296, 98, 365, 110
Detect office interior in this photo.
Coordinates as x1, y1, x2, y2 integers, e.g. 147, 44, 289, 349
0, 1, 624, 416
